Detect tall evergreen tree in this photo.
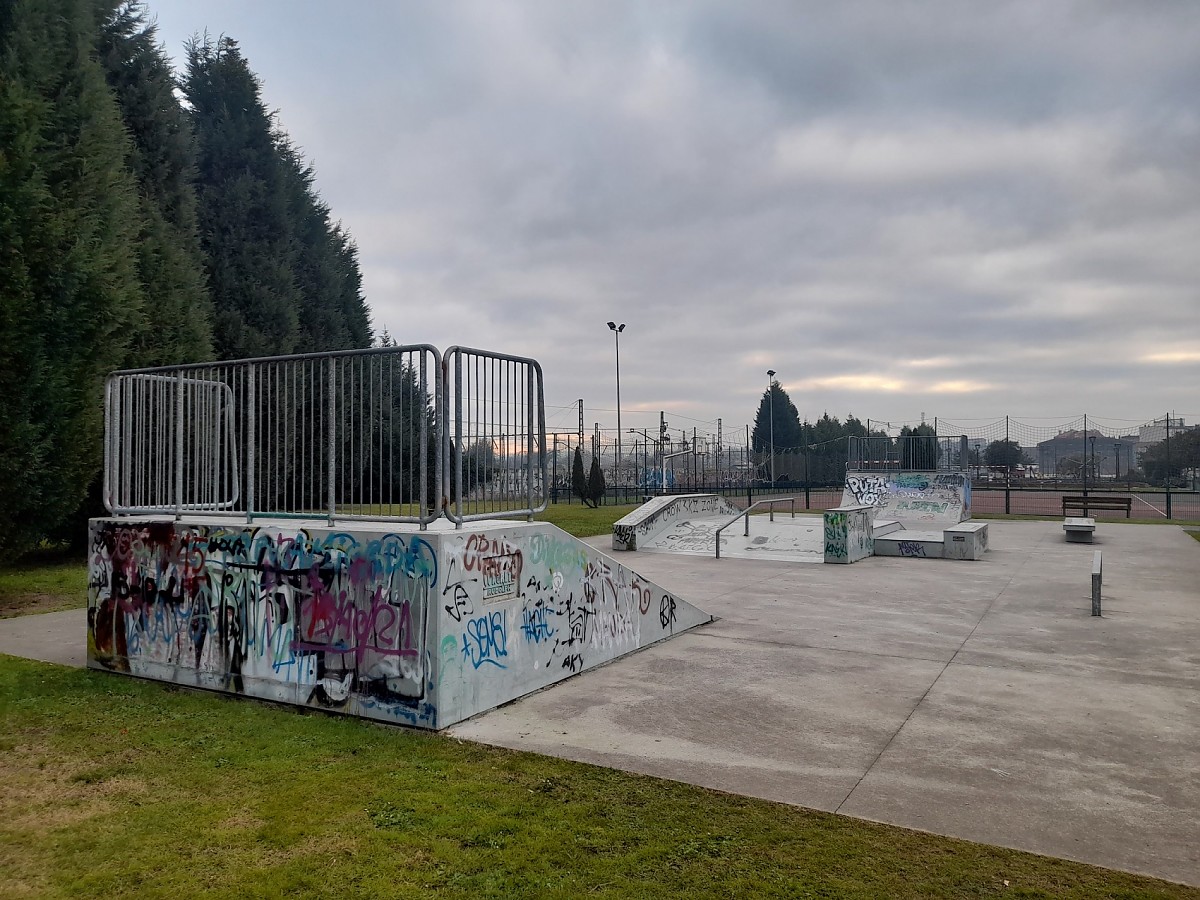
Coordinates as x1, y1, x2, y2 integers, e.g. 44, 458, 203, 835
95, 0, 212, 365
571, 446, 590, 506
277, 137, 371, 352
184, 34, 300, 358
751, 379, 803, 454
587, 454, 606, 505
0, 0, 144, 554
185, 35, 370, 360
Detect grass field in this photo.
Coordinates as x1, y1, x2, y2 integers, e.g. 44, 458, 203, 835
2, 655, 1196, 899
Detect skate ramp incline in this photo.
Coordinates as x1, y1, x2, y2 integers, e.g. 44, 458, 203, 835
86, 516, 712, 730
620, 498, 824, 563
612, 494, 741, 551
842, 472, 971, 528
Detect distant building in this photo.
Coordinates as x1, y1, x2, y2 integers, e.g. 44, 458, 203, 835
1036, 430, 1138, 477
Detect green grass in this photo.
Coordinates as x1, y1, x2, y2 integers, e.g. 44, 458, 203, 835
0, 657, 1195, 899
0, 548, 87, 619
534, 502, 639, 537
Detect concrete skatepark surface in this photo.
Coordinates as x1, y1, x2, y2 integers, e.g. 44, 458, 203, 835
453, 520, 1200, 886
2, 519, 1197, 885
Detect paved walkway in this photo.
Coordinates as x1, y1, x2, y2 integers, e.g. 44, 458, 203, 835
3, 520, 1198, 885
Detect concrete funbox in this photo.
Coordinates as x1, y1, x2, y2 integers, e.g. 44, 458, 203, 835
87, 516, 712, 730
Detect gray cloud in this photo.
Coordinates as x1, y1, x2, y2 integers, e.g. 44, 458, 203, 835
149, 0, 1200, 431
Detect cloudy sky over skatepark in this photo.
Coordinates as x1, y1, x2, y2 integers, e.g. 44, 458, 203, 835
149, 1, 1199, 433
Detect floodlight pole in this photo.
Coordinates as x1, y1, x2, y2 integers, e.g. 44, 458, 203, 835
607, 322, 625, 468
767, 370, 776, 485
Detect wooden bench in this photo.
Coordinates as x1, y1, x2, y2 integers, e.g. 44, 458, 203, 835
1061, 496, 1131, 518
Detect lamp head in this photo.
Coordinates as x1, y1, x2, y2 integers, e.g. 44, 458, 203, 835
608, 321, 625, 332
767, 369, 776, 379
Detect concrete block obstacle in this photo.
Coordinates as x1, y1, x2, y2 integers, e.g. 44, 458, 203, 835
873, 530, 945, 559
1092, 550, 1103, 616
823, 505, 874, 564
1063, 517, 1096, 543
87, 516, 712, 730
843, 471, 988, 562
942, 521, 990, 560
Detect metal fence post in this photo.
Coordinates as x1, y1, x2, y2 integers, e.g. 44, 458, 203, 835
174, 370, 184, 519
527, 367, 535, 519
246, 366, 255, 522
1004, 415, 1011, 514
327, 357, 336, 523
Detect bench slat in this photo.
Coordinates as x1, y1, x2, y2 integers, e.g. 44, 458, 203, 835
1061, 496, 1131, 518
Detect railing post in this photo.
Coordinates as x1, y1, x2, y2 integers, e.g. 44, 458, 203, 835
246, 366, 255, 523
174, 370, 184, 519
526, 364, 535, 519
418, 351, 429, 528
453, 350, 463, 528
327, 357, 336, 524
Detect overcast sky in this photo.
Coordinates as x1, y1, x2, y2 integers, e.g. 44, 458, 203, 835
147, 1, 1198, 437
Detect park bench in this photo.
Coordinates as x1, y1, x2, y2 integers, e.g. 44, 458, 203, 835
1061, 496, 1131, 518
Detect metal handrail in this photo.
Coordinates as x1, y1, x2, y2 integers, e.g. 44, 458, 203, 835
714, 496, 799, 559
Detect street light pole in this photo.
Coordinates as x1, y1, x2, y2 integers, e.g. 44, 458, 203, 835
607, 322, 625, 470
766, 369, 776, 485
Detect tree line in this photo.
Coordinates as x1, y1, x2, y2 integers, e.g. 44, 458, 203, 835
0, 0, 372, 555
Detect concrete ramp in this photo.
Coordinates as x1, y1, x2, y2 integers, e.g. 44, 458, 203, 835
643, 513, 824, 563
87, 516, 712, 730
612, 494, 742, 550
613, 496, 824, 563
843, 472, 971, 527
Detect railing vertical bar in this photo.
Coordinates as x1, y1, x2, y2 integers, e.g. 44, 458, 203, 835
454, 349, 464, 525
246, 366, 255, 521
174, 370, 184, 518
327, 357, 336, 522
418, 352, 428, 526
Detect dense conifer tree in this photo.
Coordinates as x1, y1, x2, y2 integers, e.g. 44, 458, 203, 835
0, 0, 144, 553
185, 35, 370, 359
184, 35, 300, 358
96, 1, 212, 365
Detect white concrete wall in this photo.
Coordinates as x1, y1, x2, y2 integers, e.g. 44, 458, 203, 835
842, 472, 971, 526
87, 517, 711, 729
823, 505, 874, 564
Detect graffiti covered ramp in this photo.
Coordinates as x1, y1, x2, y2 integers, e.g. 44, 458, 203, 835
86, 516, 712, 730
641, 513, 825, 563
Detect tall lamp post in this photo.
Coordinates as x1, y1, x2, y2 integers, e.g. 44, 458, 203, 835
766, 369, 776, 485
607, 322, 625, 469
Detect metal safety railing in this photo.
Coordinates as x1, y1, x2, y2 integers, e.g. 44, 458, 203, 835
847, 435, 970, 473
443, 346, 547, 524
103, 344, 545, 528
714, 496, 798, 559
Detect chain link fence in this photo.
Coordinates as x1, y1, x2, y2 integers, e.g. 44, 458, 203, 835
550, 412, 1200, 521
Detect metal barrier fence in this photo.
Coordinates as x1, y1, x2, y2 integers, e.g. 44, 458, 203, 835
847, 435, 969, 472
104, 344, 545, 528
444, 346, 547, 524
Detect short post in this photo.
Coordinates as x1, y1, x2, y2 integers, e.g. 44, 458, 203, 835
1091, 550, 1103, 616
